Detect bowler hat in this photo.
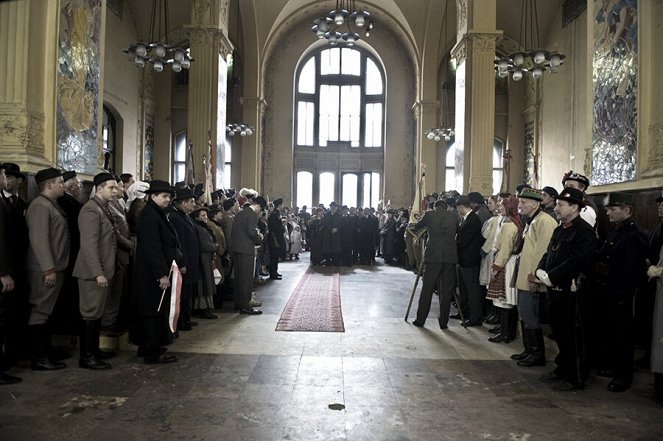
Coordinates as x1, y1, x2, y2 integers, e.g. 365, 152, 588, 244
468, 192, 485, 204
542, 186, 558, 198
173, 187, 195, 201
562, 170, 590, 189
222, 198, 237, 211
555, 187, 585, 208
518, 187, 543, 202
145, 180, 174, 195
605, 192, 633, 208
456, 195, 472, 207
253, 196, 268, 210
190, 205, 210, 217
62, 171, 77, 182
34, 167, 62, 184
4, 163, 26, 180
93, 172, 115, 188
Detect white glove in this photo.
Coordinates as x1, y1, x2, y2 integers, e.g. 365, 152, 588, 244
535, 269, 553, 287
647, 265, 663, 279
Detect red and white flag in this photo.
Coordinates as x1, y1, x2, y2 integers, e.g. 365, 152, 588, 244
168, 260, 182, 332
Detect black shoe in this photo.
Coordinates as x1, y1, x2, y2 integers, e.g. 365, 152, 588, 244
269, 275, 283, 280
550, 378, 582, 391
179, 323, 193, 331
95, 350, 117, 360
462, 319, 483, 327
449, 313, 462, 320
488, 325, 502, 334
0, 372, 22, 385
200, 310, 218, 319
31, 358, 67, 371
484, 316, 500, 325
517, 353, 546, 367
79, 356, 112, 370
510, 350, 530, 361
145, 354, 178, 364
412, 320, 424, 328
137, 346, 167, 358
607, 378, 631, 392
488, 333, 514, 343
239, 307, 263, 315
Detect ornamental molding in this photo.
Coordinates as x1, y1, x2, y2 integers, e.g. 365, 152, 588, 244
192, 0, 211, 25
647, 123, 663, 167
0, 107, 44, 153
456, 0, 467, 34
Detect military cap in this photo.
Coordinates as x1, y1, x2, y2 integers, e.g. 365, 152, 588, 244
35, 167, 62, 183
62, 171, 77, 182
562, 170, 590, 189
93, 172, 115, 188
656, 196, 663, 203
555, 187, 585, 208
605, 192, 633, 208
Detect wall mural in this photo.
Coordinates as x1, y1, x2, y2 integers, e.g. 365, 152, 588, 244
56, 0, 102, 175
143, 118, 154, 181
591, 0, 637, 185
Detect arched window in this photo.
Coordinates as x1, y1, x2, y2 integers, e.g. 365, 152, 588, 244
445, 138, 505, 194
294, 46, 385, 207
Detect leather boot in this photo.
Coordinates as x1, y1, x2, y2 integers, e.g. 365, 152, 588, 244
510, 321, 530, 360
488, 308, 515, 343
93, 320, 116, 360
79, 320, 112, 370
517, 328, 546, 367
30, 325, 66, 371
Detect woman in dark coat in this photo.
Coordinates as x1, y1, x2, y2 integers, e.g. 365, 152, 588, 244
380, 210, 397, 263
191, 207, 218, 319
133, 181, 179, 364
308, 208, 325, 265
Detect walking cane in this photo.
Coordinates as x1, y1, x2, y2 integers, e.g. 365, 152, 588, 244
404, 229, 426, 321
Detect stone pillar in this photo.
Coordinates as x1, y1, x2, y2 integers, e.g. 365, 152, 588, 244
0, 0, 58, 173
451, 0, 501, 196
241, 96, 268, 189
413, 100, 440, 194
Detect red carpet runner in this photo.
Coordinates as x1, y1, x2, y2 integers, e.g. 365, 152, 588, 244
275, 267, 344, 332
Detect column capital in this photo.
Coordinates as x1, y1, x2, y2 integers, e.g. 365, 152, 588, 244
411, 100, 439, 119
185, 25, 234, 56
451, 32, 502, 65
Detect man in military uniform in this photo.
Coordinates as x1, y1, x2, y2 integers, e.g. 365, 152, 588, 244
561, 171, 597, 228
535, 187, 597, 390
267, 198, 286, 279
26, 168, 69, 370
594, 192, 647, 392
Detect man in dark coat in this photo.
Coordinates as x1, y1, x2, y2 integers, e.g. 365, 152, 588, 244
0, 164, 20, 384
381, 209, 398, 264
230, 196, 266, 314
594, 192, 647, 392
340, 206, 356, 266
456, 195, 485, 326
323, 202, 342, 265
356, 208, 376, 265
267, 198, 286, 279
535, 187, 597, 390
168, 187, 202, 331
412, 200, 459, 329
308, 208, 325, 265
133, 180, 178, 364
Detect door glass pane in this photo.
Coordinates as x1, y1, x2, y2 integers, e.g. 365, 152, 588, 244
319, 172, 335, 206
341, 48, 361, 75
175, 132, 186, 161
321, 48, 340, 75
363, 173, 371, 208
493, 170, 503, 195
224, 139, 232, 162
366, 58, 383, 94
176, 164, 185, 183
296, 171, 313, 208
319, 85, 339, 144
224, 164, 231, 189
365, 103, 382, 147
342, 174, 358, 208
445, 168, 456, 192
298, 58, 315, 93
297, 101, 315, 146
371, 172, 380, 208
340, 85, 360, 144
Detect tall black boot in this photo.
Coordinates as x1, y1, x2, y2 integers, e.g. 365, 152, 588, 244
489, 308, 515, 343
517, 328, 546, 367
0, 329, 21, 384
505, 308, 518, 340
655, 373, 663, 404
30, 325, 66, 371
511, 321, 530, 360
79, 320, 111, 370
93, 320, 116, 360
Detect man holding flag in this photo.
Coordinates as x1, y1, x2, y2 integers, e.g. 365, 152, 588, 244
134, 180, 179, 364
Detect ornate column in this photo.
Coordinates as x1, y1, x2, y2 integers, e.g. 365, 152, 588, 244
451, 0, 501, 195
412, 100, 440, 194
241, 96, 268, 190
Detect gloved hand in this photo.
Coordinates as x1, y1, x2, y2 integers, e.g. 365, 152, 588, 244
535, 269, 553, 287
647, 265, 663, 279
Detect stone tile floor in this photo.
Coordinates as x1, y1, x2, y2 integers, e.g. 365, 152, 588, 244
0, 254, 662, 440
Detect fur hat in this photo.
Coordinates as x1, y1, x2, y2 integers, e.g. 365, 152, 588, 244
239, 188, 258, 199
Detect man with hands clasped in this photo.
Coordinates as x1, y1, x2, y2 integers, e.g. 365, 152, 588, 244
535, 187, 597, 391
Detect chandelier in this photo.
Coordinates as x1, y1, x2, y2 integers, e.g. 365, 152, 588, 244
311, 0, 374, 47
426, 2, 454, 143
226, 123, 254, 137
494, 0, 565, 81
122, 0, 193, 73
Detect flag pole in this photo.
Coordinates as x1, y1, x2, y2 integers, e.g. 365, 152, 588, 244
157, 266, 174, 312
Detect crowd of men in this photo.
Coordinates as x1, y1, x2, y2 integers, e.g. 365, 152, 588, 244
0, 162, 310, 382
410, 170, 663, 400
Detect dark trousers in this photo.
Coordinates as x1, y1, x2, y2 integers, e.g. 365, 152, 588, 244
177, 283, 194, 327
268, 243, 280, 277
416, 263, 457, 326
232, 252, 255, 308
457, 265, 482, 322
548, 289, 586, 386
140, 315, 169, 357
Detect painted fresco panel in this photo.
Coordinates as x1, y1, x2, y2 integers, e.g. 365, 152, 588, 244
591, 0, 637, 185
56, 0, 102, 174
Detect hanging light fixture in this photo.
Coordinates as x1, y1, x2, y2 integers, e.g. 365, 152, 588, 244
311, 0, 374, 47
226, 123, 254, 137
425, 1, 454, 143
122, 0, 193, 72
494, 0, 565, 81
